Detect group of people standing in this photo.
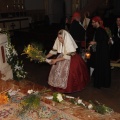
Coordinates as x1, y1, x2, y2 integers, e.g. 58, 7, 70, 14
45, 11, 120, 93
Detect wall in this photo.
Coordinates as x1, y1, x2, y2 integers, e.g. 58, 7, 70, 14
113, 0, 120, 15
25, 0, 44, 10
24, 0, 45, 22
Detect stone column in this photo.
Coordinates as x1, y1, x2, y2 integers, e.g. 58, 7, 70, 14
0, 34, 13, 81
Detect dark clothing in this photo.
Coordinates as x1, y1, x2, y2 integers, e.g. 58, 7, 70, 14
110, 26, 120, 60
69, 20, 85, 53
89, 27, 111, 88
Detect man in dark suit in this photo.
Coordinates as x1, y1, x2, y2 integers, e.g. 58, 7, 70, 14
69, 12, 85, 54
110, 16, 120, 60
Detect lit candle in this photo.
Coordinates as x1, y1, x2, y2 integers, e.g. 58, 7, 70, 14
85, 52, 91, 59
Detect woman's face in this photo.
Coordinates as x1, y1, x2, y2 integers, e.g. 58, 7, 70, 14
58, 34, 64, 43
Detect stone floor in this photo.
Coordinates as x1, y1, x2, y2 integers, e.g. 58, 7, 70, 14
9, 26, 120, 114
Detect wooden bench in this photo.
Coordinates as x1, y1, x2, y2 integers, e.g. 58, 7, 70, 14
110, 59, 120, 68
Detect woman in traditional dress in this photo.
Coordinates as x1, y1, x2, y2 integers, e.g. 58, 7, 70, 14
46, 29, 90, 93
88, 16, 111, 89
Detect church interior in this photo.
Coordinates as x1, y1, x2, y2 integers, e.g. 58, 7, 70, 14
0, 0, 120, 119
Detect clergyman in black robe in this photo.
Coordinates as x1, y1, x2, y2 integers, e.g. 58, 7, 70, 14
88, 16, 111, 89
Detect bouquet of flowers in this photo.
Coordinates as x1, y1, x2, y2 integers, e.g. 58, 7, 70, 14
18, 89, 40, 116
0, 92, 9, 105
53, 92, 63, 103
67, 96, 113, 115
105, 27, 112, 38
22, 42, 46, 63
18, 89, 50, 116
89, 100, 113, 114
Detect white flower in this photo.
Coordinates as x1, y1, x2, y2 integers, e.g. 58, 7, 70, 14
57, 93, 63, 102
13, 49, 18, 56
8, 89, 20, 96
77, 99, 82, 104
88, 104, 93, 109
27, 89, 34, 94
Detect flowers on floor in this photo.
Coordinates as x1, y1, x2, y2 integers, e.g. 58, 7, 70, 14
0, 92, 9, 105
18, 89, 50, 116
22, 42, 46, 63
89, 100, 113, 115
18, 89, 40, 116
67, 96, 113, 115
53, 92, 64, 103
0, 89, 21, 105
1, 28, 27, 81
51, 92, 113, 115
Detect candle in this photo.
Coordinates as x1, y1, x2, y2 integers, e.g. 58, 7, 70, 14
85, 52, 91, 59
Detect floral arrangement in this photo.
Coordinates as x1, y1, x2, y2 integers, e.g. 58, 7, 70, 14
0, 92, 9, 105
18, 89, 50, 116
51, 92, 113, 115
22, 42, 46, 63
105, 27, 112, 38
18, 89, 40, 116
67, 97, 113, 115
5, 31, 27, 81
89, 100, 113, 115
0, 28, 27, 81
53, 92, 64, 103
0, 88, 22, 105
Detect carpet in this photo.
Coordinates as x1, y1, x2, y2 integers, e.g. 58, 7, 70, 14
0, 80, 120, 120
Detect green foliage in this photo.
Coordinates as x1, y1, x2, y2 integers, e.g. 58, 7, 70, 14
89, 100, 113, 115
105, 27, 112, 38
18, 89, 51, 116
53, 92, 63, 103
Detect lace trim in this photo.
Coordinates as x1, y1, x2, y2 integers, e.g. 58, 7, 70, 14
48, 54, 71, 89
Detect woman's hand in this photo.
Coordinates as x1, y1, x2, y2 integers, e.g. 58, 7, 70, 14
50, 59, 57, 65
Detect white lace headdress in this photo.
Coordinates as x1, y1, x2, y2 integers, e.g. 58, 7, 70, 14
52, 29, 78, 55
